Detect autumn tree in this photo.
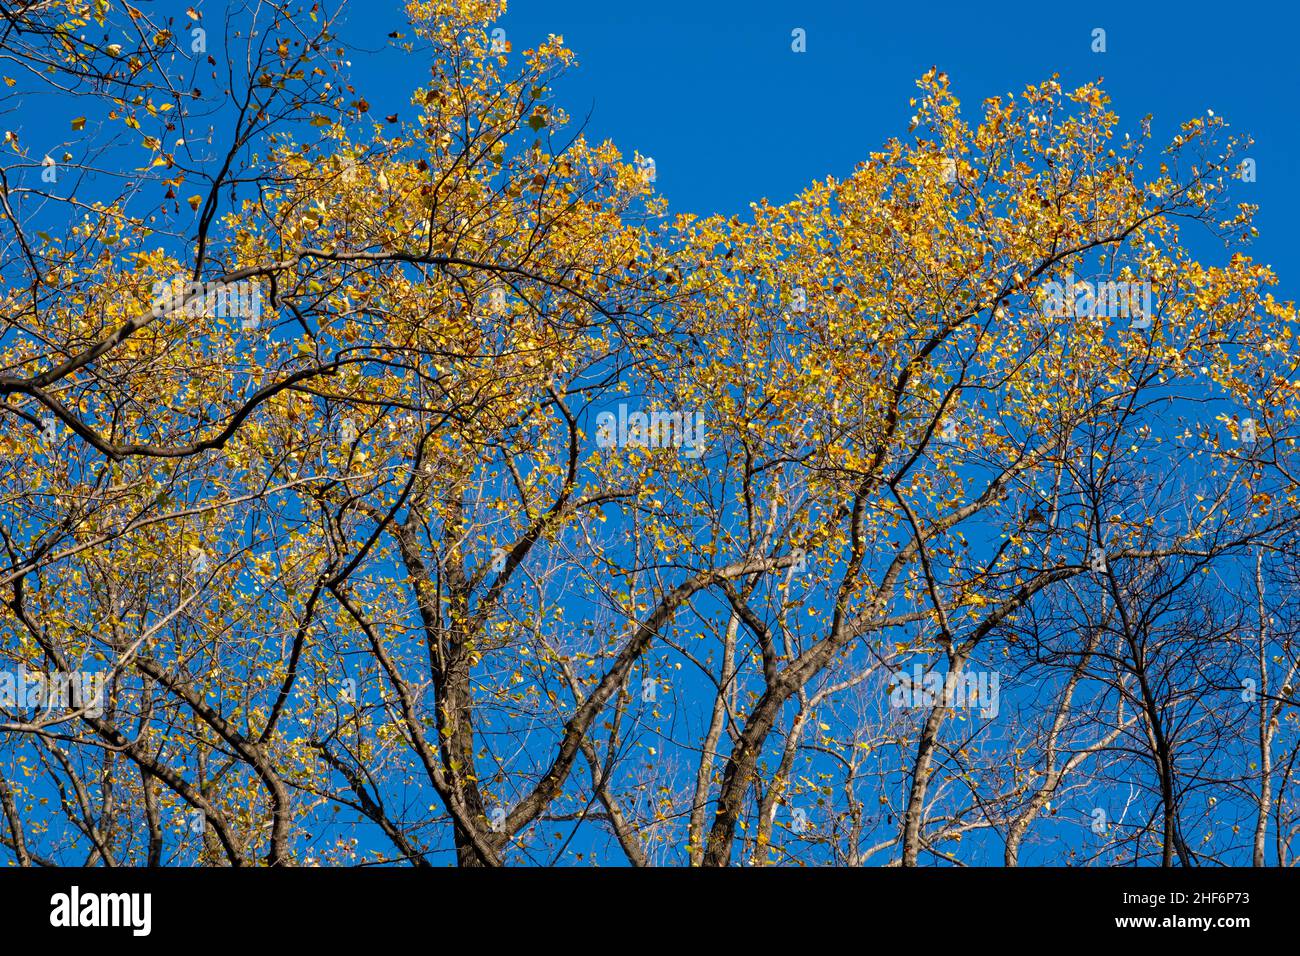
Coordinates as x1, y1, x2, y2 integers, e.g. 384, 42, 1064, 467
1, 2, 1298, 869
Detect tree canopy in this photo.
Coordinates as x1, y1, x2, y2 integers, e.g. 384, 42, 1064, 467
1, 0, 1298, 867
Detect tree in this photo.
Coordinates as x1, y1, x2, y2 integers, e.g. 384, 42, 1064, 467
1, 1, 1297, 867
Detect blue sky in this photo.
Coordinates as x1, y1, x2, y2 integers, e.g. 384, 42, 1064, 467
15, 1, 1291, 292
344, 0, 1298, 301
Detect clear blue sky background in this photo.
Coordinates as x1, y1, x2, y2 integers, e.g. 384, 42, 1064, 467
346, 0, 1297, 304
